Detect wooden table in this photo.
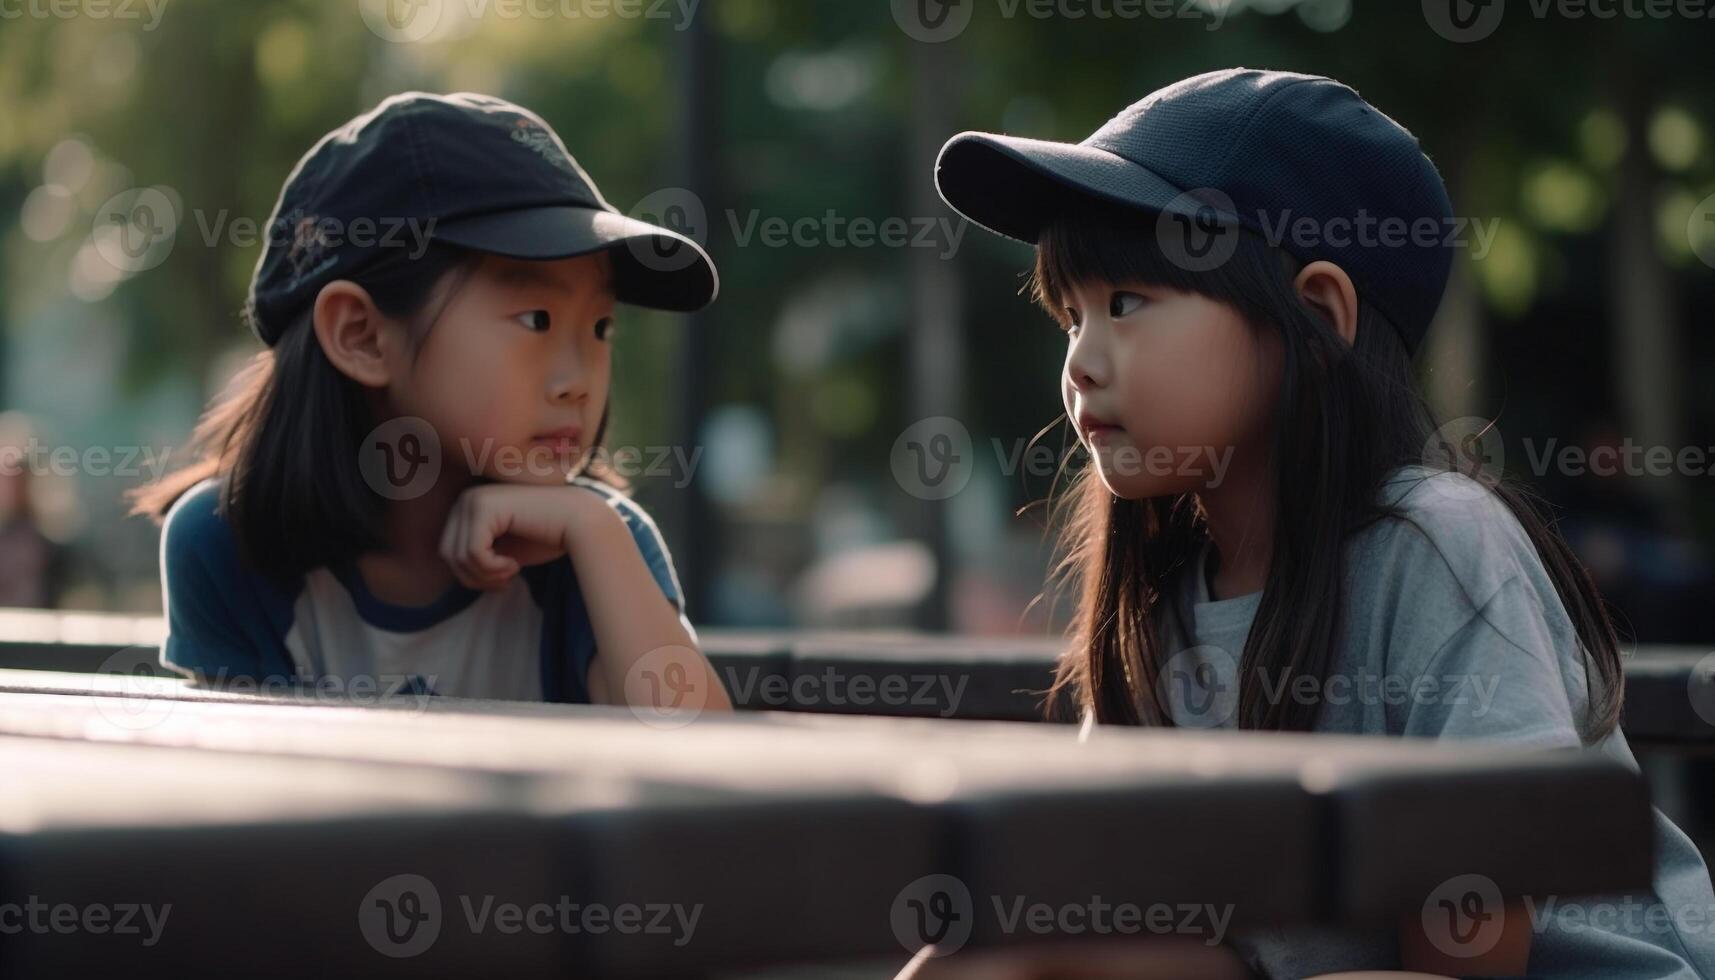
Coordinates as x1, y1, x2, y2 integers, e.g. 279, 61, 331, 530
0, 668, 1654, 978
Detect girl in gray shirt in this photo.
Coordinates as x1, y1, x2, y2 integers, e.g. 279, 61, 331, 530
927, 68, 1715, 977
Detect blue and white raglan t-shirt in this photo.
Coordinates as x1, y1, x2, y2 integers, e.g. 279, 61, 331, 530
157, 477, 689, 703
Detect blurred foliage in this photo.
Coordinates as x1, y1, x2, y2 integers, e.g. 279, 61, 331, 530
1, 0, 1713, 624
2, 0, 1711, 410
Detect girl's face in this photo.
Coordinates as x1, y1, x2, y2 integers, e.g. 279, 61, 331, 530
393, 251, 616, 486
1059, 279, 1280, 499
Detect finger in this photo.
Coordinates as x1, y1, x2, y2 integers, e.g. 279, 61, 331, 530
455, 504, 521, 592
438, 501, 467, 586
445, 500, 488, 590
480, 556, 521, 590
439, 499, 463, 570
466, 501, 515, 577
485, 545, 523, 577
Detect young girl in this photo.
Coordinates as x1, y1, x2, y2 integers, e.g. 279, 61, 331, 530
133, 92, 730, 715
928, 69, 1715, 978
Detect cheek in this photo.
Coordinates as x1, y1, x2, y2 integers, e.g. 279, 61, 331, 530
1116, 306, 1277, 453
588, 343, 614, 398
1060, 349, 1077, 419
573, 342, 613, 424
400, 326, 521, 441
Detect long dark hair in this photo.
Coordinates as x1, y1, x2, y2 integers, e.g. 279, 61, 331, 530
1032, 202, 1623, 738
130, 245, 621, 584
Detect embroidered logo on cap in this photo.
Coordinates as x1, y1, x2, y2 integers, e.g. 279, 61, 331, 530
509, 118, 575, 176
285, 213, 337, 286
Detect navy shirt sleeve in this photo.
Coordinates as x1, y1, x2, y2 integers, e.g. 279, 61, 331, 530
612, 492, 686, 613
567, 477, 687, 611
528, 480, 689, 703
158, 479, 298, 683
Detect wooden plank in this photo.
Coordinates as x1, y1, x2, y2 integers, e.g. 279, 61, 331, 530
4, 633, 1707, 740
1621, 647, 1715, 742
1315, 750, 1654, 925
0, 735, 939, 977
0, 736, 588, 978
0, 687, 1652, 926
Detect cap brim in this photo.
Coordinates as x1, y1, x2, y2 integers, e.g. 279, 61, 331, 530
434, 206, 718, 313
934, 132, 1193, 244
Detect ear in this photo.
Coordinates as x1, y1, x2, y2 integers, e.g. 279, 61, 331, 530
311, 281, 395, 388
1292, 260, 1360, 348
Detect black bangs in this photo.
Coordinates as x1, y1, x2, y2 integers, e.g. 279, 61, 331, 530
1029, 199, 1293, 327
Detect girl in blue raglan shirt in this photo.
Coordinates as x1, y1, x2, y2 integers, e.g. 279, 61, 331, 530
924, 69, 1715, 978
132, 92, 730, 715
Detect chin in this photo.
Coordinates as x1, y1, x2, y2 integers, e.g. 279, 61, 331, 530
1090, 445, 1215, 501
495, 469, 577, 487
1094, 470, 1201, 500
487, 444, 585, 485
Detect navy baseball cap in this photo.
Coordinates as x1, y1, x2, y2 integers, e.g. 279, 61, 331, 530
247, 92, 717, 346
934, 68, 1455, 353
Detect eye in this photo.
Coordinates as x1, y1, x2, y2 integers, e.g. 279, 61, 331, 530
594, 317, 616, 342
1109, 291, 1146, 318
514, 310, 551, 333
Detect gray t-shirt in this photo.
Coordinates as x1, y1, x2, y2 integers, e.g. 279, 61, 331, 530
1158, 466, 1715, 978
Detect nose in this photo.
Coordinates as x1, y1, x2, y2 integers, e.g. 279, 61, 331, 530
1063, 325, 1108, 394
547, 336, 589, 404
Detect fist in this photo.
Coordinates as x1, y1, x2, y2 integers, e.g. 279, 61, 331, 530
438, 483, 606, 591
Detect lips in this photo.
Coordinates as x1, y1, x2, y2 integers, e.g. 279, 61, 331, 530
1077, 411, 1121, 440
531, 425, 583, 452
